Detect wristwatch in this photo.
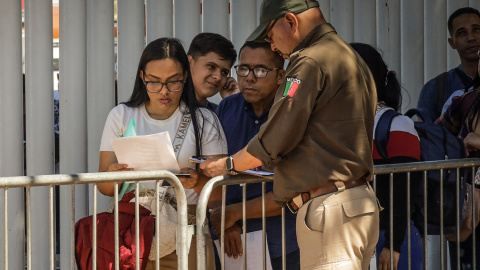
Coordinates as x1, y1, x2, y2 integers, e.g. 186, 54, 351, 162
226, 156, 239, 175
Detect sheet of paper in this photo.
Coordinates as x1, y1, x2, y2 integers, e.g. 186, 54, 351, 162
110, 131, 179, 172
214, 230, 273, 270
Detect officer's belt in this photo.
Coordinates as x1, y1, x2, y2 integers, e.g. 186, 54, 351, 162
286, 178, 367, 214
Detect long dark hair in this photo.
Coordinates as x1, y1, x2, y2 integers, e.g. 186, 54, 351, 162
123, 38, 202, 155
350, 42, 402, 111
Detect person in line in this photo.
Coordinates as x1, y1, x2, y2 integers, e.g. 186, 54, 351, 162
200, 0, 379, 269
187, 32, 238, 110
351, 42, 423, 270
436, 52, 480, 270
211, 41, 299, 269
97, 37, 227, 270
417, 7, 480, 123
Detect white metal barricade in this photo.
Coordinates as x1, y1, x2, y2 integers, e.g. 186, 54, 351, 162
0, 170, 190, 270
196, 158, 480, 270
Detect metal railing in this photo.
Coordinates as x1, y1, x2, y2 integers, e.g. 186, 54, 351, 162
1, 158, 480, 270
0, 170, 190, 270
196, 158, 480, 270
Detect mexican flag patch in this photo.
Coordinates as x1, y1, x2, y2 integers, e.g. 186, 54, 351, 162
283, 77, 301, 97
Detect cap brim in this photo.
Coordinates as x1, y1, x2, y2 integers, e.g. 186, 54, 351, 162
247, 21, 270, 42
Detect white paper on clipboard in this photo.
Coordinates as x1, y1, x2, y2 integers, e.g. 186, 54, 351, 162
110, 131, 179, 172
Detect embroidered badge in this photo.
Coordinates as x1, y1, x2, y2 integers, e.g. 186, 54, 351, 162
283, 77, 301, 97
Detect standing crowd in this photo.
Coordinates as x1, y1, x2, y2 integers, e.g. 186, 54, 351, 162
75, 1, 480, 269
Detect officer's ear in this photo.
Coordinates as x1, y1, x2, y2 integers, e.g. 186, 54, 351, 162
284, 13, 298, 33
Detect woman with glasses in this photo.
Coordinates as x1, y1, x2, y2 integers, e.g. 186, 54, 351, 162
97, 37, 226, 269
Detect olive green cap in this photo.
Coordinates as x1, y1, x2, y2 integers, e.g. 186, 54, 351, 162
247, 0, 319, 42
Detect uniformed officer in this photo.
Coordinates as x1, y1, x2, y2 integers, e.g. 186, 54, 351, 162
201, 0, 379, 268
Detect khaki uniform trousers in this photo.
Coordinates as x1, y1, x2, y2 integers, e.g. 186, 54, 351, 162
296, 183, 379, 270
145, 234, 215, 270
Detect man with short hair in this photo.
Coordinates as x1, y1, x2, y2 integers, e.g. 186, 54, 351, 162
211, 41, 299, 269
201, 0, 379, 268
187, 33, 238, 110
417, 7, 480, 122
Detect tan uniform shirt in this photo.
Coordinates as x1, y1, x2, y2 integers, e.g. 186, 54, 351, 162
247, 23, 377, 205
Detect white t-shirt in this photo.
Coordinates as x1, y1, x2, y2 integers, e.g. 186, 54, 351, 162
100, 102, 227, 204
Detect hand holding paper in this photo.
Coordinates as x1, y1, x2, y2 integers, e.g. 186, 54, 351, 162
111, 131, 180, 172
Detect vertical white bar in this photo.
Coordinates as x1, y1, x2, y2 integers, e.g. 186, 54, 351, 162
114, 183, 120, 270
401, 0, 424, 111
330, 0, 354, 42
231, 0, 257, 56
26, 187, 32, 270
92, 184, 98, 270
203, 0, 229, 38
389, 174, 394, 268
377, 0, 401, 93
0, 0, 25, 269
59, 0, 87, 268
318, 0, 331, 23
353, 0, 377, 44
220, 185, 227, 269
407, 173, 412, 268
49, 186, 55, 270
155, 182, 160, 270
70, 185, 76, 270
87, 0, 115, 213
3, 189, 8, 270
25, 0, 54, 268
261, 183, 266, 270
117, 0, 145, 104
175, 0, 201, 48
242, 184, 247, 269
447, 0, 469, 70
135, 182, 140, 270
146, 0, 174, 43
425, 0, 447, 83
281, 207, 286, 270
353, 0, 376, 45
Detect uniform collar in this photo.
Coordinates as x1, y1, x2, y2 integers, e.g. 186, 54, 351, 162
291, 23, 337, 56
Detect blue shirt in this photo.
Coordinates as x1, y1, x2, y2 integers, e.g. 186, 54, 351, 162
417, 65, 472, 123
215, 93, 298, 258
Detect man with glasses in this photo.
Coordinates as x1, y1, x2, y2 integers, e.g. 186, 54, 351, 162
201, 0, 379, 269
211, 41, 299, 269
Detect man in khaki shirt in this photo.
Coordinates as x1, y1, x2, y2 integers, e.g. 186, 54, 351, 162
201, 0, 379, 268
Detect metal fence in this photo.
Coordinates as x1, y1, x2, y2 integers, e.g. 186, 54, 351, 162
197, 158, 480, 270
0, 171, 191, 270
1, 159, 480, 269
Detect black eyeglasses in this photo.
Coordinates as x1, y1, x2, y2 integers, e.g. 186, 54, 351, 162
143, 73, 185, 93
234, 65, 279, 78
264, 18, 279, 43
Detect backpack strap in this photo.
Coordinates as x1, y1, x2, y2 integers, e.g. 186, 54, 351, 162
434, 71, 448, 118
375, 109, 401, 160
454, 67, 473, 90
